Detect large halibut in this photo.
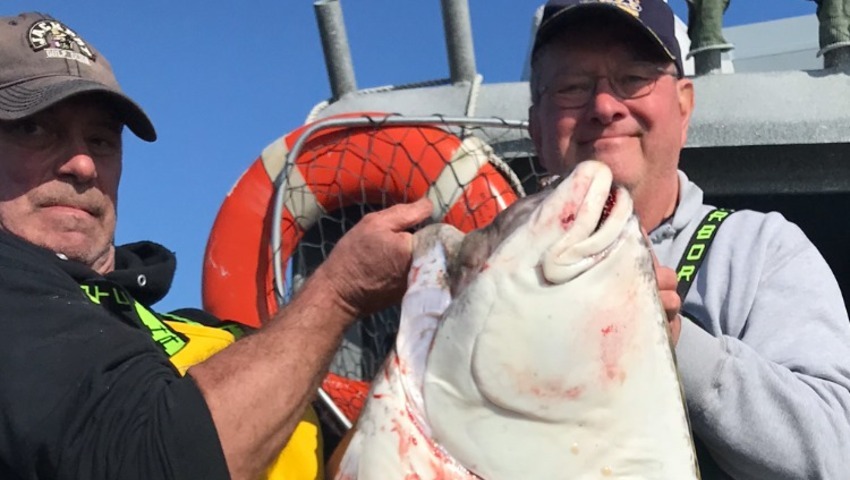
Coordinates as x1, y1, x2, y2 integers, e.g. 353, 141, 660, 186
335, 160, 700, 479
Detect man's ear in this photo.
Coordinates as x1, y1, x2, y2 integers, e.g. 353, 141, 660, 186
676, 79, 695, 147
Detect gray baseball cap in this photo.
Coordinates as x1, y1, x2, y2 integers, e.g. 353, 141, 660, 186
0, 12, 156, 141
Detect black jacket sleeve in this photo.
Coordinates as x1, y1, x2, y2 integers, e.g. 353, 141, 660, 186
0, 241, 230, 480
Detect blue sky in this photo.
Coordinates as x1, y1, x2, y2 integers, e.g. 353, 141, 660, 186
7, 1, 816, 313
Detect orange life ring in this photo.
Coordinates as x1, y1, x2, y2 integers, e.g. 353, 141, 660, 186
202, 112, 519, 329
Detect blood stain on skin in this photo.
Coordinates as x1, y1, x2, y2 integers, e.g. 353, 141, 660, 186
600, 323, 627, 383
409, 265, 421, 283
560, 212, 576, 230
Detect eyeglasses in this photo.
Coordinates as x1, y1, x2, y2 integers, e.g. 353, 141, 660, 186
539, 62, 678, 109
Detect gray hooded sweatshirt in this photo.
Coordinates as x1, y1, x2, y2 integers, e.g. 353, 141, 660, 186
650, 171, 850, 479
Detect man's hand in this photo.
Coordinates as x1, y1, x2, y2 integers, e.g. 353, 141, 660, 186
190, 197, 432, 480
642, 228, 682, 346
319, 197, 433, 318
654, 259, 682, 346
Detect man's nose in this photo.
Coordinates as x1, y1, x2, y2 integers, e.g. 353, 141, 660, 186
585, 78, 628, 124
57, 141, 98, 183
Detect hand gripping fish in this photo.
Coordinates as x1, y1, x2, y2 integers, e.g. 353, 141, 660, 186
334, 160, 700, 479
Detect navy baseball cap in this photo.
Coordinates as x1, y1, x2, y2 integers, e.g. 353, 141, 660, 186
533, 0, 684, 77
0, 12, 156, 141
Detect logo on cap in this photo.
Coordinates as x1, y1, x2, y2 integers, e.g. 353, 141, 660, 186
584, 0, 642, 17
28, 20, 95, 65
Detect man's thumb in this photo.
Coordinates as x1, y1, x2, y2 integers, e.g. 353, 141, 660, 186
383, 197, 433, 228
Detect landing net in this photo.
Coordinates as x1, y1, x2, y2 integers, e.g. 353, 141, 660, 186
268, 114, 545, 447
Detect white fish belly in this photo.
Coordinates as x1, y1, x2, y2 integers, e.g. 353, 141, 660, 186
424, 210, 698, 477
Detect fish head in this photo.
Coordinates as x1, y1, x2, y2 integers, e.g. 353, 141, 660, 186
423, 160, 688, 478
448, 159, 637, 296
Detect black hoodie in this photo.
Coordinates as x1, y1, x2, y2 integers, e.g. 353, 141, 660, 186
0, 231, 230, 480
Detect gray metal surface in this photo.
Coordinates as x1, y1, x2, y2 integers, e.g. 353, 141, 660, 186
309, 3, 850, 150
312, 81, 533, 152
440, 0, 477, 84
687, 69, 850, 147
311, 70, 850, 150
314, 0, 357, 100
724, 15, 820, 72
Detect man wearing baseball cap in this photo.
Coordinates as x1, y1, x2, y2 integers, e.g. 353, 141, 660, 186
0, 12, 433, 479
0, 13, 156, 141
529, 0, 850, 478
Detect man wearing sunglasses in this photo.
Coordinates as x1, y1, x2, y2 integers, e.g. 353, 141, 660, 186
529, 0, 850, 478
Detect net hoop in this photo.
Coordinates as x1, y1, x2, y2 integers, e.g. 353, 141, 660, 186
202, 112, 519, 328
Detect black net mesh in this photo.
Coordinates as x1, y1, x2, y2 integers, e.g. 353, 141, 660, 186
270, 116, 547, 448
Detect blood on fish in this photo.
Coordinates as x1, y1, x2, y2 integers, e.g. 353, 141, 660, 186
600, 322, 627, 383
560, 212, 576, 230
565, 386, 584, 399
410, 265, 421, 284
530, 383, 585, 400
392, 417, 414, 457
598, 288, 640, 382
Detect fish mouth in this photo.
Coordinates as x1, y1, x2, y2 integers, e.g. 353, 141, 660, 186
536, 170, 618, 233
579, 187, 631, 267
582, 182, 632, 258
539, 162, 634, 284
595, 187, 618, 233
